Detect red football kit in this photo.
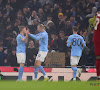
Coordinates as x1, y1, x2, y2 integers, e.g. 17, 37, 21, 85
93, 12, 100, 79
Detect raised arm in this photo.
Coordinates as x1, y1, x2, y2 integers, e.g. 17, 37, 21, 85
22, 34, 28, 42
21, 30, 28, 43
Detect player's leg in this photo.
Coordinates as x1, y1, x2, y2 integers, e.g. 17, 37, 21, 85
71, 65, 78, 80
35, 60, 47, 79
94, 43, 100, 80
18, 63, 24, 81
17, 53, 26, 81
71, 56, 78, 80
96, 56, 100, 80
34, 64, 39, 80
34, 51, 48, 81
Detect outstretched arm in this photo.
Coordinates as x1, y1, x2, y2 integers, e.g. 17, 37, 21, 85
29, 34, 41, 40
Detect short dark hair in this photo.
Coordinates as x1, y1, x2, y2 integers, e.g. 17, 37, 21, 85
72, 26, 79, 32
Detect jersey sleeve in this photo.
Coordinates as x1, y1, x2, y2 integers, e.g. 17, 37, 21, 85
67, 36, 72, 47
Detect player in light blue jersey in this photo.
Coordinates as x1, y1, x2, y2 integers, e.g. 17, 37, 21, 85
16, 26, 28, 81
67, 26, 86, 81
28, 24, 49, 81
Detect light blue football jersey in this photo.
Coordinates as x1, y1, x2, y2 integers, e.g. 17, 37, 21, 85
29, 30, 48, 52
16, 34, 26, 53
67, 34, 86, 56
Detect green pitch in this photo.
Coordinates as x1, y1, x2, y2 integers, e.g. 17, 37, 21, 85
0, 81, 100, 90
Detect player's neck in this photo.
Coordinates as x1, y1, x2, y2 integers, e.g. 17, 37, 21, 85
73, 32, 77, 34
40, 29, 45, 33
20, 32, 24, 36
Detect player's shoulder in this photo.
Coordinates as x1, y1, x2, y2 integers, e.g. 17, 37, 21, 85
76, 34, 83, 38
68, 34, 73, 38
42, 30, 48, 36
17, 34, 20, 36
77, 34, 82, 37
17, 34, 23, 39
17, 34, 20, 38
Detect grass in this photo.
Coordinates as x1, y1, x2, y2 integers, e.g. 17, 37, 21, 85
0, 80, 100, 90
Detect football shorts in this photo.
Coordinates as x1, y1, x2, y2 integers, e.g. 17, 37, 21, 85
70, 56, 81, 65
16, 53, 26, 63
36, 51, 48, 62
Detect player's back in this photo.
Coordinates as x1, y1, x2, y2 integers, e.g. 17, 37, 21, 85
93, 13, 100, 43
38, 30, 48, 52
67, 34, 85, 56
16, 34, 26, 53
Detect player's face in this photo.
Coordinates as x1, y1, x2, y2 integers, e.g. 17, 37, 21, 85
37, 25, 41, 32
22, 28, 27, 34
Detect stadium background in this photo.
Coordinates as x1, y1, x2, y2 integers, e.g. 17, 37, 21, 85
0, 0, 99, 81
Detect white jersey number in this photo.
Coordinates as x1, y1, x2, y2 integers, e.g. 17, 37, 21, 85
94, 18, 100, 30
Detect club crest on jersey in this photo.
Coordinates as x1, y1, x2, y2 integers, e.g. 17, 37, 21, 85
19, 36, 21, 39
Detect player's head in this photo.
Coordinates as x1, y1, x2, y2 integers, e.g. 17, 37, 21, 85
72, 26, 79, 33
19, 26, 27, 34
37, 24, 45, 32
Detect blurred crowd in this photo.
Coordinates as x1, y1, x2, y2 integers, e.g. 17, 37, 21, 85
0, 0, 99, 67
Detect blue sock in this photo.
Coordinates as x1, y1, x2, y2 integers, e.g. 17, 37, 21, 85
18, 66, 23, 80
72, 67, 78, 79
38, 65, 46, 76
34, 67, 39, 79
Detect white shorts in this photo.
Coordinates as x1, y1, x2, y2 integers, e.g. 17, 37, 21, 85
36, 51, 48, 62
70, 56, 81, 65
16, 53, 26, 63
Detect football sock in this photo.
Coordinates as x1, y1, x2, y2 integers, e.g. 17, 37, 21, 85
72, 67, 78, 79
38, 65, 46, 76
34, 67, 39, 79
18, 66, 23, 80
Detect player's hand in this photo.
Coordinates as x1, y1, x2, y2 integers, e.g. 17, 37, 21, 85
26, 29, 30, 35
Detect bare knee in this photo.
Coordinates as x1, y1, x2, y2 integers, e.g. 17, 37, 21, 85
71, 65, 77, 67
34, 63, 40, 67
34, 60, 41, 67
20, 63, 24, 67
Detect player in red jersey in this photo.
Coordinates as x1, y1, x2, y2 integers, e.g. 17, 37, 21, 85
93, 10, 100, 80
